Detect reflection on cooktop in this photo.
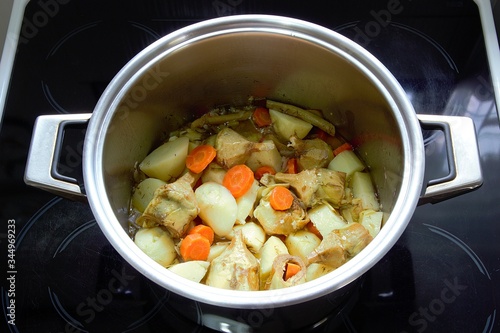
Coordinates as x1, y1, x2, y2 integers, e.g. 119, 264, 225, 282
1, 0, 499, 332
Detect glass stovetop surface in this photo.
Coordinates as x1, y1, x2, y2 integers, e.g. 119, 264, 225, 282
1, 0, 499, 332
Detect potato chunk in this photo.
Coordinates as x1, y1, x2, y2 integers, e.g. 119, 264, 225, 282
139, 136, 189, 182
306, 263, 335, 281
328, 150, 365, 180
168, 261, 210, 283
308, 203, 347, 237
286, 230, 321, 263
359, 209, 383, 238
195, 182, 238, 237
351, 171, 379, 211
235, 180, 260, 224
131, 178, 166, 213
232, 222, 266, 253
259, 236, 289, 289
134, 227, 176, 267
269, 109, 313, 140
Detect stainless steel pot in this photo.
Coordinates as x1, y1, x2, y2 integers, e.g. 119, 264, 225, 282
25, 15, 482, 332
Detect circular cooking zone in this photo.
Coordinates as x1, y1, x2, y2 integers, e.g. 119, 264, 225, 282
2, 1, 497, 332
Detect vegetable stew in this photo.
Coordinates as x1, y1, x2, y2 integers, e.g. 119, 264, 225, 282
128, 98, 383, 291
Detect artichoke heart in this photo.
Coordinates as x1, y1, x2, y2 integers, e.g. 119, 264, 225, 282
289, 136, 334, 170
253, 185, 309, 235
307, 222, 373, 267
274, 168, 345, 207
265, 254, 307, 290
205, 230, 259, 291
137, 172, 200, 238
215, 128, 274, 169
335, 222, 373, 258
307, 231, 346, 268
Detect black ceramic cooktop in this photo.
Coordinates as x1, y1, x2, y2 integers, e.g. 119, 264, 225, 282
1, 0, 499, 332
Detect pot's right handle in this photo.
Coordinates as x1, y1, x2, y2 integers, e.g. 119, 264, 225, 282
24, 113, 91, 201
417, 114, 483, 204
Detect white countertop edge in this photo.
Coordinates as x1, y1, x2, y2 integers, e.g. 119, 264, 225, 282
0, 0, 29, 123
475, 0, 500, 118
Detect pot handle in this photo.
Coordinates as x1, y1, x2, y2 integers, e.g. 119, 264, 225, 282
24, 113, 92, 201
24, 113, 482, 204
417, 114, 483, 204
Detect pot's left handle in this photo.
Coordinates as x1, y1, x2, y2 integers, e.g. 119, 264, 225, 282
24, 113, 92, 201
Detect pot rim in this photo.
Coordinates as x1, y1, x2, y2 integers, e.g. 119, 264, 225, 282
83, 14, 424, 309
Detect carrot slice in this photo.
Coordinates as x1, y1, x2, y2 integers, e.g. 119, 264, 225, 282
254, 165, 276, 180
269, 186, 294, 211
180, 233, 211, 261
286, 158, 298, 174
186, 145, 217, 174
188, 224, 215, 245
284, 262, 301, 281
333, 142, 353, 156
252, 107, 272, 127
315, 128, 329, 141
306, 222, 322, 239
222, 164, 254, 198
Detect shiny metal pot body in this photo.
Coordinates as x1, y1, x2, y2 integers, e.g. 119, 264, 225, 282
25, 15, 482, 332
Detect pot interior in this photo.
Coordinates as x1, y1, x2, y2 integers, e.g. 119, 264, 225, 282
101, 30, 404, 227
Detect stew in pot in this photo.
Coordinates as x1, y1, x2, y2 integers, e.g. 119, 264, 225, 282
127, 98, 382, 291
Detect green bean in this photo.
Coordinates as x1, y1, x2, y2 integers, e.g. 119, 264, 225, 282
191, 110, 253, 128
